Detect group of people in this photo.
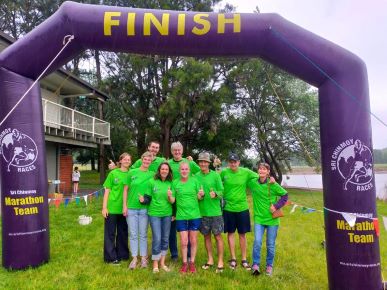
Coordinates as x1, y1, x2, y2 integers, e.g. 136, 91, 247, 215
101, 141, 288, 276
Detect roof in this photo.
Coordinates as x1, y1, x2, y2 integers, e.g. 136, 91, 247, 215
0, 30, 109, 102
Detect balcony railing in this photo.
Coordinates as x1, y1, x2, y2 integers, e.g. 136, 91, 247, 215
42, 98, 110, 143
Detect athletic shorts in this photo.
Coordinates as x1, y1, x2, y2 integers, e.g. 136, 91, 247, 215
200, 216, 224, 236
176, 218, 201, 232
223, 209, 251, 234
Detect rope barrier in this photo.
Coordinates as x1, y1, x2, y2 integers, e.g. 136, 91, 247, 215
0, 35, 75, 127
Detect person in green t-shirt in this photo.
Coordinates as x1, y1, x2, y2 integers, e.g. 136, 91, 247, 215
123, 151, 155, 270
220, 153, 258, 271
168, 141, 200, 261
140, 162, 175, 273
102, 152, 131, 265
195, 152, 225, 273
108, 141, 165, 173
131, 141, 166, 172
173, 162, 202, 274
248, 162, 288, 276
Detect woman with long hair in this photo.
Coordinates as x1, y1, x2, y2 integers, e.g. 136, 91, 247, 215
140, 162, 175, 273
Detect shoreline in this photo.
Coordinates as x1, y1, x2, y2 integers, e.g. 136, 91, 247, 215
287, 167, 387, 175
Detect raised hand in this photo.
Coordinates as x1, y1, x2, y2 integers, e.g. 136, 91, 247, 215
198, 185, 204, 199
186, 155, 193, 161
210, 188, 216, 198
108, 159, 116, 170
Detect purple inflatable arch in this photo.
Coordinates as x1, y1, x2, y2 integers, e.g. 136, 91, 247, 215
0, 1, 382, 288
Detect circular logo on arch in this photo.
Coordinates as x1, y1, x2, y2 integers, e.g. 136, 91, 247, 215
0, 128, 38, 172
330, 139, 373, 191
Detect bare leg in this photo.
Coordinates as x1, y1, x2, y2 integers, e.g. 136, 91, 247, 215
215, 234, 224, 268
239, 233, 247, 260
179, 231, 189, 263
189, 231, 198, 263
204, 234, 214, 265
227, 232, 236, 260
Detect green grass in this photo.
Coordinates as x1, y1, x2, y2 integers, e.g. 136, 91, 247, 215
0, 189, 386, 289
79, 170, 103, 189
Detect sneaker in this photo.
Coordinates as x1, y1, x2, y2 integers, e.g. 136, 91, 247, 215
140, 258, 148, 268
111, 260, 120, 266
251, 264, 260, 276
128, 258, 137, 269
180, 262, 188, 273
189, 262, 196, 273
266, 265, 273, 276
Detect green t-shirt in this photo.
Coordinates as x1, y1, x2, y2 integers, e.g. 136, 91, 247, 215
168, 158, 200, 180
220, 167, 258, 212
131, 156, 166, 172
247, 178, 287, 226
145, 179, 175, 217
103, 168, 129, 214
173, 177, 201, 220
195, 170, 224, 217
125, 168, 154, 209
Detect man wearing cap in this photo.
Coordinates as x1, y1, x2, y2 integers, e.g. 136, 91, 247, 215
195, 152, 225, 273
220, 152, 258, 271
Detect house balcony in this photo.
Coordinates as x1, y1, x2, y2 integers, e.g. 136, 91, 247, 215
42, 98, 111, 147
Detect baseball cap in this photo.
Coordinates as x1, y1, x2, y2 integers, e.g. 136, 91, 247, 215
228, 153, 240, 161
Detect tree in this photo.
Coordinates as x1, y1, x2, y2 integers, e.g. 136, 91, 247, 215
226, 59, 320, 183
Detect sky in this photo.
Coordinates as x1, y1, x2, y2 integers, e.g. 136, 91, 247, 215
216, 0, 387, 149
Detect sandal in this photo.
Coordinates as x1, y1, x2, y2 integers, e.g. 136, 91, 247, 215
201, 263, 214, 270
216, 266, 224, 273
241, 260, 251, 270
228, 259, 237, 270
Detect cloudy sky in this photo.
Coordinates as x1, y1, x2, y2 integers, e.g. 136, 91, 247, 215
216, 0, 387, 149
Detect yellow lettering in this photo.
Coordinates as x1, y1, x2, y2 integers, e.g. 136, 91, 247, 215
348, 233, 374, 243
144, 13, 169, 36
192, 14, 210, 35
5, 197, 11, 206
13, 206, 39, 215
104, 12, 121, 36
177, 14, 186, 35
127, 13, 136, 36
337, 220, 346, 230
217, 13, 241, 34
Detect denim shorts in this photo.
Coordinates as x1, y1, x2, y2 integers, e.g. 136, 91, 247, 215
176, 218, 201, 232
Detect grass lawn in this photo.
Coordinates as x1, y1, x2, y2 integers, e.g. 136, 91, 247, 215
0, 180, 386, 289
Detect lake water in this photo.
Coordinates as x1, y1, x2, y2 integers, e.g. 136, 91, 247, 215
284, 174, 387, 200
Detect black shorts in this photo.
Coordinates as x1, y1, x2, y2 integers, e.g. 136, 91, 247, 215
223, 209, 251, 234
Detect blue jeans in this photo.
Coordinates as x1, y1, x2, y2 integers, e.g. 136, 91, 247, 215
127, 209, 148, 257
149, 216, 172, 261
252, 224, 279, 267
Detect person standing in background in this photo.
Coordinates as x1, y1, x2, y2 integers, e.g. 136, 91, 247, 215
72, 166, 81, 195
